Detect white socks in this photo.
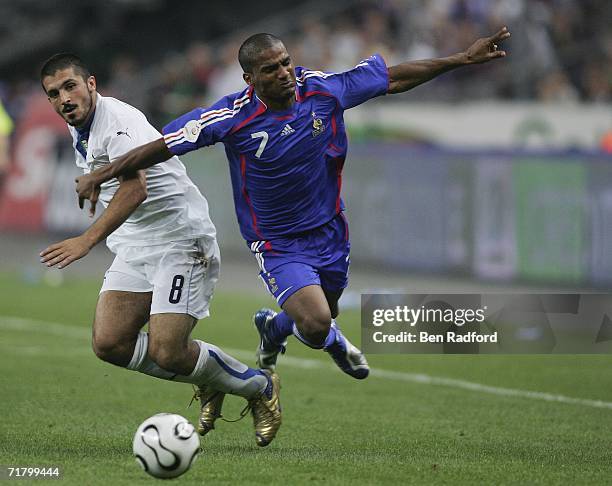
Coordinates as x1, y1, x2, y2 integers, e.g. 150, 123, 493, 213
194, 341, 268, 398
126, 332, 267, 398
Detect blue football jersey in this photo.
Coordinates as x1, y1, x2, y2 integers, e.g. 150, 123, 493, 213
162, 54, 389, 243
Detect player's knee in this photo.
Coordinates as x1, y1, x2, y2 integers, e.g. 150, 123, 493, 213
298, 311, 332, 346
92, 334, 128, 365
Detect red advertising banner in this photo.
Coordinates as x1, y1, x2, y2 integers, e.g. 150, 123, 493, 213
0, 94, 67, 232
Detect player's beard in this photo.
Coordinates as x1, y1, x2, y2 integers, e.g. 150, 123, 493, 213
66, 89, 94, 128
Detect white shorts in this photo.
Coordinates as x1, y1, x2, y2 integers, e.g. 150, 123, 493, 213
100, 237, 220, 319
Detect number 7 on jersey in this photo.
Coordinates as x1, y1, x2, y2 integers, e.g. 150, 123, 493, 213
251, 131, 268, 158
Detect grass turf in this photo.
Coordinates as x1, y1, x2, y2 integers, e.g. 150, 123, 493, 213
1, 272, 612, 485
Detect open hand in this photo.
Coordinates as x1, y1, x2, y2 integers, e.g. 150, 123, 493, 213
465, 26, 511, 64
75, 173, 101, 217
40, 236, 93, 269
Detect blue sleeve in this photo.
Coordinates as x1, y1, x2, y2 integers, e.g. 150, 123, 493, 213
162, 97, 237, 156
301, 54, 389, 110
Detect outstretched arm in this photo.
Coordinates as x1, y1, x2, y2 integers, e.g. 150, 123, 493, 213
40, 170, 148, 269
387, 26, 510, 94
75, 137, 171, 209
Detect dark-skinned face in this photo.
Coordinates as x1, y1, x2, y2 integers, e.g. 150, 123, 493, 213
243, 43, 296, 109
42, 67, 96, 127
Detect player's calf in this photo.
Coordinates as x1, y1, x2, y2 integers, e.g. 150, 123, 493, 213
298, 315, 332, 347
292, 313, 333, 349
147, 341, 198, 376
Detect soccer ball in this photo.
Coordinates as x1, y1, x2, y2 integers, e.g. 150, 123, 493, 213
133, 413, 200, 479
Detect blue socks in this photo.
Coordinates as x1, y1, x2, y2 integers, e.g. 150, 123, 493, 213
324, 323, 337, 348
268, 311, 294, 345
270, 312, 338, 350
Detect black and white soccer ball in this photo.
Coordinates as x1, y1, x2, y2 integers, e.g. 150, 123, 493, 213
133, 413, 200, 479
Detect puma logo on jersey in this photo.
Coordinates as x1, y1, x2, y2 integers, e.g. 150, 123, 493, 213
116, 130, 131, 138
280, 124, 295, 136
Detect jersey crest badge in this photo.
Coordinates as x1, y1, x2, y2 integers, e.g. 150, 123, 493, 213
183, 119, 201, 143
311, 112, 325, 137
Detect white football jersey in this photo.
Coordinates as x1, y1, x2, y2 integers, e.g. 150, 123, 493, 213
69, 94, 215, 255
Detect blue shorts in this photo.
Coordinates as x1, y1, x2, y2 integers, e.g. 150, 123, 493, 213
248, 213, 351, 306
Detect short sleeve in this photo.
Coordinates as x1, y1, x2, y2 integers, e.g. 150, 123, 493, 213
162, 97, 237, 156
300, 54, 389, 110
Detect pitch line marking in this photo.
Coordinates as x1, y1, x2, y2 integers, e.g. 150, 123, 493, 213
2, 315, 612, 410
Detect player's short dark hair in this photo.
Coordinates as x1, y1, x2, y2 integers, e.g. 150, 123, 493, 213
40, 53, 90, 88
238, 33, 283, 72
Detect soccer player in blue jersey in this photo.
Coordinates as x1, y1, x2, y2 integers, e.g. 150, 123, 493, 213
76, 26, 511, 422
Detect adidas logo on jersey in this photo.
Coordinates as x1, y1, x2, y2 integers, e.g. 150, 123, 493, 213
280, 124, 295, 136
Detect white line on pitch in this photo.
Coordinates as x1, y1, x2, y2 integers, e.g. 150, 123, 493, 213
2, 315, 612, 411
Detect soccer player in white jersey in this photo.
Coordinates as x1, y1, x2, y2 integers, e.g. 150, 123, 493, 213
39, 53, 281, 447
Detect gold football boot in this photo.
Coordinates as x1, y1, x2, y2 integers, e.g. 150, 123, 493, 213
191, 386, 225, 436
249, 370, 282, 446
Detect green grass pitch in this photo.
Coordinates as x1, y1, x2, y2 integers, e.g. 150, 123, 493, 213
1, 272, 612, 485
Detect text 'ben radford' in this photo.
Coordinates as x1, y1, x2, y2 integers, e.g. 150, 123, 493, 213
371, 330, 498, 344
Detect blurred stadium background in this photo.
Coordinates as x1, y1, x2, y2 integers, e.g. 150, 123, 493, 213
0, 0, 611, 292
